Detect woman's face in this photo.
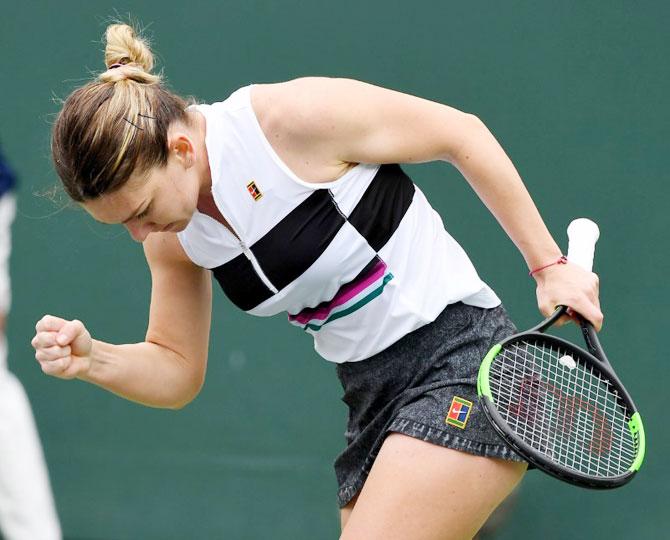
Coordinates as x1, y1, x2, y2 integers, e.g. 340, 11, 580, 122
82, 120, 208, 242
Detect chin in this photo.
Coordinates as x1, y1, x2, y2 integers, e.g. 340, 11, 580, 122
171, 219, 190, 233
171, 210, 195, 233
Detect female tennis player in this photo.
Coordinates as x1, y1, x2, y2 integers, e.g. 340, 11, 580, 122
33, 24, 602, 539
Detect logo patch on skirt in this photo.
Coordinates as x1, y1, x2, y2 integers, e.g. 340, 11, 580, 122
446, 396, 473, 429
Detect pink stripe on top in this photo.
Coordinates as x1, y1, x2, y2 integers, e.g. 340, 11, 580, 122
289, 260, 387, 324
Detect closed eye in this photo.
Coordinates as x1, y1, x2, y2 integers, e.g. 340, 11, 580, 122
136, 205, 151, 220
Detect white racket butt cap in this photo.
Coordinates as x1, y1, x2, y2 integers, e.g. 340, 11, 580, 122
567, 218, 600, 272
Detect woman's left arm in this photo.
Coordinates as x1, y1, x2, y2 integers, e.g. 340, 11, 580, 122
268, 77, 602, 329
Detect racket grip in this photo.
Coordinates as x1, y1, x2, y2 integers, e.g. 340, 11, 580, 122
567, 218, 600, 272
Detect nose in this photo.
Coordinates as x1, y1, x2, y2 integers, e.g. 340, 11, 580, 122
124, 221, 155, 242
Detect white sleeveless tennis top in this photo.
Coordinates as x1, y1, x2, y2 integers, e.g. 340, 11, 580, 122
177, 85, 500, 363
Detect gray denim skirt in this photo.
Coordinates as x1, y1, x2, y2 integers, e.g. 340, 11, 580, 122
334, 302, 526, 508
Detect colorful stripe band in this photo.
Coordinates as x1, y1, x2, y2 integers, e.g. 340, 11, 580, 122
303, 273, 394, 331
289, 260, 386, 324
288, 260, 393, 330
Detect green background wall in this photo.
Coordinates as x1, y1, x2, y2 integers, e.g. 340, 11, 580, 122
1, 1, 667, 538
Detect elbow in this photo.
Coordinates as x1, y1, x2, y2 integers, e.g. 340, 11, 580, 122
465, 112, 486, 127
168, 400, 194, 410
167, 381, 203, 410
167, 365, 207, 410
447, 113, 489, 164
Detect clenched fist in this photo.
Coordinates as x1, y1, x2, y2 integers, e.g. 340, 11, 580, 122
32, 315, 93, 379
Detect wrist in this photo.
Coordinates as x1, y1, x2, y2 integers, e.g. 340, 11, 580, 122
531, 258, 571, 288
76, 338, 102, 382
529, 255, 568, 278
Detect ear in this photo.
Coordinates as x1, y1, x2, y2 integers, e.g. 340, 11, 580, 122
169, 133, 195, 169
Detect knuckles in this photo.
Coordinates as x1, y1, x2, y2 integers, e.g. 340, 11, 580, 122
35, 315, 56, 331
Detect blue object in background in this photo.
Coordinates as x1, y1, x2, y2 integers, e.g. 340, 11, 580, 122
0, 143, 17, 198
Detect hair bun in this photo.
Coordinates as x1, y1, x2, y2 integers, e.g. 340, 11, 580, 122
104, 23, 154, 70
100, 23, 161, 84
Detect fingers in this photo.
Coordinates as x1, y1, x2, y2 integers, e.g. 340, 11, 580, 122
32, 315, 92, 380
38, 355, 82, 380
536, 265, 604, 331
32, 335, 75, 378
32, 329, 73, 378
34, 344, 72, 363
554, 310, 586, 329
32, 331, 58, 349
573, 305, 604, 332
554, 314, 574, 327
39, 356, 71, 376
35, 314, 69, 333
33, 340, 83, 380
562, 274, 603, 330
545, 300, 603, 331
55, 319, 86, 346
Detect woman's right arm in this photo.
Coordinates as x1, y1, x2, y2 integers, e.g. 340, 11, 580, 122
32, 232, 212, 409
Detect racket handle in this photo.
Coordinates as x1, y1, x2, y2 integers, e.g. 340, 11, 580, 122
567, 218, 600, 272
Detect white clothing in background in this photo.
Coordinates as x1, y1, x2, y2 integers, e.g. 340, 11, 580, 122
0, 195, 62, 540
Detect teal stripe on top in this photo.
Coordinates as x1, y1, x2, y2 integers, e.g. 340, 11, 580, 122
304, 273, 394, 331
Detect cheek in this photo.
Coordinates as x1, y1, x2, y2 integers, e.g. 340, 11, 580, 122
179, 173, 201, 209
167, 174, 198, 217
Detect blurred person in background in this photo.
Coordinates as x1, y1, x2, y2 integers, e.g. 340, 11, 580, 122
0, 143, 61, 540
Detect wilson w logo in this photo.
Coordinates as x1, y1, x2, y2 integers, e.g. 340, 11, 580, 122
512, 374, 613, 456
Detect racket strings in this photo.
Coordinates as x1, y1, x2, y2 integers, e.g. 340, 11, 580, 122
496, 343, 636, 477
489, 341, 637, 479
502, 344, 635, 477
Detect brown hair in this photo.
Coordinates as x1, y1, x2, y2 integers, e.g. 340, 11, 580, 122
52, 23, 191, 202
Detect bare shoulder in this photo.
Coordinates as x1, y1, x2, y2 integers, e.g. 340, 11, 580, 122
251, 76, 347, 102
251, 76, 476, 166
250, 77, 370, 125
250, 78, 377, 180
143, 232, 194, 269
249, 78, 375, 155
249, 76, 428, 144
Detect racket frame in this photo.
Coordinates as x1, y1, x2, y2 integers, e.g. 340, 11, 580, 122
477, 307, 645, 489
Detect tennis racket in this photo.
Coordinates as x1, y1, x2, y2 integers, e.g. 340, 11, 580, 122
477, 218, 645, 488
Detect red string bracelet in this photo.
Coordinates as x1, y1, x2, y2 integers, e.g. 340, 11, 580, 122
529, 255, 568, 277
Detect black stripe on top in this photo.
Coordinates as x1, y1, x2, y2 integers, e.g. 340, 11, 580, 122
209, 189, 345, 312
209, 164, 413, 312
251, 189, 346, 290
347, 164, 415, 252
211, 254, 274, 311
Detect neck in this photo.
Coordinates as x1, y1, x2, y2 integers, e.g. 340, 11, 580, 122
188, 109, 213, 198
